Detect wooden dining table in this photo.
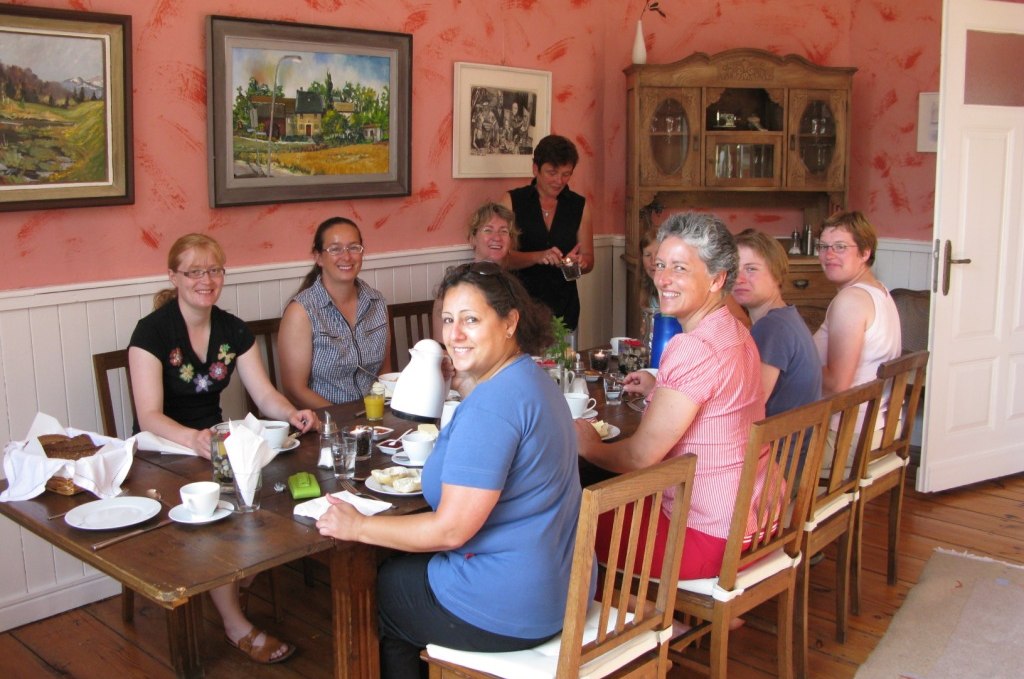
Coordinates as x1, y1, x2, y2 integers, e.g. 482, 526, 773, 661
0, 400, 427, 679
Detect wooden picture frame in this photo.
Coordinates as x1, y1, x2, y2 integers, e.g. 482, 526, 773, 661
206, 15, 412, 207
452, 62, 551, 178
0, 4, 133, 212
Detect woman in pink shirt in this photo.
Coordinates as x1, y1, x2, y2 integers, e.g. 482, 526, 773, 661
576, 212, 765, 579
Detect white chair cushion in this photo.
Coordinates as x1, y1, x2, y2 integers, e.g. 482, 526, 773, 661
678, 548, 799, 602
804, 492, 854, 531
859, 451, 907, 487
426, 603, 662, 679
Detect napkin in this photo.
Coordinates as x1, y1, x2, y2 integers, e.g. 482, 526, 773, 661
1, 412, 135, 502
134, 430, 195, 455
293, 491, 393, 520
224, 419, 275, 508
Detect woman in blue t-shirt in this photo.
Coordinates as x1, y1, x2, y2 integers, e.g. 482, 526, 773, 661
316, 261, 586, 678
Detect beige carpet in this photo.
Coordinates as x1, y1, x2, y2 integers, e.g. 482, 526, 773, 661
856, 548, 1024, 678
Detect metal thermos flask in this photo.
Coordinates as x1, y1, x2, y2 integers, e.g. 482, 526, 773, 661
802, 225, 813, 255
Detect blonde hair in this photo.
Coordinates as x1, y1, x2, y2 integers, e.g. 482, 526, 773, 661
734, 229, 789, 287
467, 202, 519, 249
153, 234, 226, 309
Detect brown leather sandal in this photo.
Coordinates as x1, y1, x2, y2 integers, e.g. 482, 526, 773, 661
226, 628, 295, 664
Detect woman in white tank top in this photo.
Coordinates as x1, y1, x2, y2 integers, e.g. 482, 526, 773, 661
814, 211, 901, 452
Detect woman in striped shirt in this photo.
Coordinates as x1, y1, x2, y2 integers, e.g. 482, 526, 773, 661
576, 212, 765, 579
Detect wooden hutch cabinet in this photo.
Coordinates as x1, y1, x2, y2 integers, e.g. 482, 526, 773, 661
624, 49, 855, 335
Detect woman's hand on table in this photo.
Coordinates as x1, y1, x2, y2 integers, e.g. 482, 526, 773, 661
316, 495, 364, 541
288, 409, 319, 433
622, 370, 656, 397
192, 428, 213, 459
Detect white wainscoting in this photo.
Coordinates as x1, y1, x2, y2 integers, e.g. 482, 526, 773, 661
0, 235, 928, 631
0, 236, 621, 632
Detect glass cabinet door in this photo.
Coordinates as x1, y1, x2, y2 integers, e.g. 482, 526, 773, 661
704, 134, 782, 187
639, 88, 700, 187
787, 89, 848, 190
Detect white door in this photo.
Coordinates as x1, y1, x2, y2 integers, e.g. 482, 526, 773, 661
919, 0, 1024, 492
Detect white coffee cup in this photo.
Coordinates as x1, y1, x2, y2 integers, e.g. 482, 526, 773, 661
180, 481, 221, 519
260, 420, 289, 449
379, 372, 401, 397
402, 431, 436, 465
440, 400, 460, 429
564, 393, 598, 419
609, 337, 631, 356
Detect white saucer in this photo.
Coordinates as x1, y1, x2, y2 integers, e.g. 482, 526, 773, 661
273, 439, 300, 453
168, 500, 234, 525
580, 408, 598, 419
391, 453, 423, 468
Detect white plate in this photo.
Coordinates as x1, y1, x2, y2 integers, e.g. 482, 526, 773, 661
65, 496, 161, 531
580, 408, 598, 420
273, 439, 300, 453
371, 426, 394, 441
168, 500, 234, 525
391, 453, 422, 468
365, 475, 422, 496
601, 424, 622, 441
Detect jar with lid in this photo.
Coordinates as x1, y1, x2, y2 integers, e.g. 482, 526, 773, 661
320, 411, 340, 472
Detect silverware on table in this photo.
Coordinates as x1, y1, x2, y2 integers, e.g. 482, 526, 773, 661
340, 479, 377, 500
91, 517, 174, 551
47, 507, 76, 521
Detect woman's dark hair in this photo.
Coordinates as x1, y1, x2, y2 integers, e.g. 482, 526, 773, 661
639, 226, 660, 304
297, 217, 362, 292
436, 261, 553, 355
532, 134, 579, 170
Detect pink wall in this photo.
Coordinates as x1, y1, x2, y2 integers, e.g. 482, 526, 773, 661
1, 0, 940, 291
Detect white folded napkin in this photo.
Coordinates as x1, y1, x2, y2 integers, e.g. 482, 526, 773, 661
224, 419, 275, 507
134, 430, 195, 455
1, 412, 134, 502
293, 491, 392, 520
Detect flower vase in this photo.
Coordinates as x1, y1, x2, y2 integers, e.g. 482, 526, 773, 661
632, 19, 648, 65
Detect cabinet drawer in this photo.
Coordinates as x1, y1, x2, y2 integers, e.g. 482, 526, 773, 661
783, 267, 834, 300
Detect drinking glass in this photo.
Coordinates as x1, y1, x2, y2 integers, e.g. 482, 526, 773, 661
232, 471, 262, 512
603, 376, 623, 405
332, 438, 356, 480
343, 425, 374, 461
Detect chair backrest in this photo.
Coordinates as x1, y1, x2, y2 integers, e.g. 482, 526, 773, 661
387, 300, 435, 371
814, 379, 885, 513
890, 289, 930, 353
93, 349, 135, 438
718, 400, 831, 592
875, 350, 930, 462
558, 454, 697, 676
244, 317, 281, 417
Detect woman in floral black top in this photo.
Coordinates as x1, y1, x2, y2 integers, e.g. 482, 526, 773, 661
128, 233, 317, 665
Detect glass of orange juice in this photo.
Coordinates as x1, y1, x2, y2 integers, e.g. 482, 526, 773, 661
364, 382, 386, 421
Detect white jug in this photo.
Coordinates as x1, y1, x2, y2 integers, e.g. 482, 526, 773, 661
391, 339, 449, 421
570, 373, 589, 395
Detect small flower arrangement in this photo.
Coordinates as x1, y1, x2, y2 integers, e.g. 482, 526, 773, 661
641, 1, 667, 20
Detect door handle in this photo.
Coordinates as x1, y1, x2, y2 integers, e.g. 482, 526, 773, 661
941, 240, 972, 296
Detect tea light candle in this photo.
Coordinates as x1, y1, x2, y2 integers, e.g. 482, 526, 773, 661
590, 350, 609, 372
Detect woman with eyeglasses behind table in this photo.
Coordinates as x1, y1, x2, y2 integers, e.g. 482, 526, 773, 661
128, 233, 317, 664
316, 261, 589, 678
278, 217, 391, 409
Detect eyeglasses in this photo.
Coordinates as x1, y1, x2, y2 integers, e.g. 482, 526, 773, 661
322, 244, 365, 256
816, 241, 855, 255
477, 227, 511, 237
175, 267, 225, 279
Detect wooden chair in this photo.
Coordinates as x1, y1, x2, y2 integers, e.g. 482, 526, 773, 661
423, 454, 698, 679
93, 349, 136, 440
669, 399, 831, 679
387, 300, 435, 371
243, 317, 281, 417
794, 380, 883, 678
850, 350, 929, 613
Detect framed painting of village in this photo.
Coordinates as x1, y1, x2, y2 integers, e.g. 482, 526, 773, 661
0, 4, 134, 212
452, 62, 551, 178
206, 16, 411, 207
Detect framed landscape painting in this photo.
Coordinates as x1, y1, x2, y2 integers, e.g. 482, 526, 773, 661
0, 4, 134, 212
206, 16, 411, 207
452, 62, 551, 178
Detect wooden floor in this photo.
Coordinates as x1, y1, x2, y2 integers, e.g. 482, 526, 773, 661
3, 471, 1024, 679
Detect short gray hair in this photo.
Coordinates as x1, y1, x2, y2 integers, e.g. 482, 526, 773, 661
656, 212, 738, 292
